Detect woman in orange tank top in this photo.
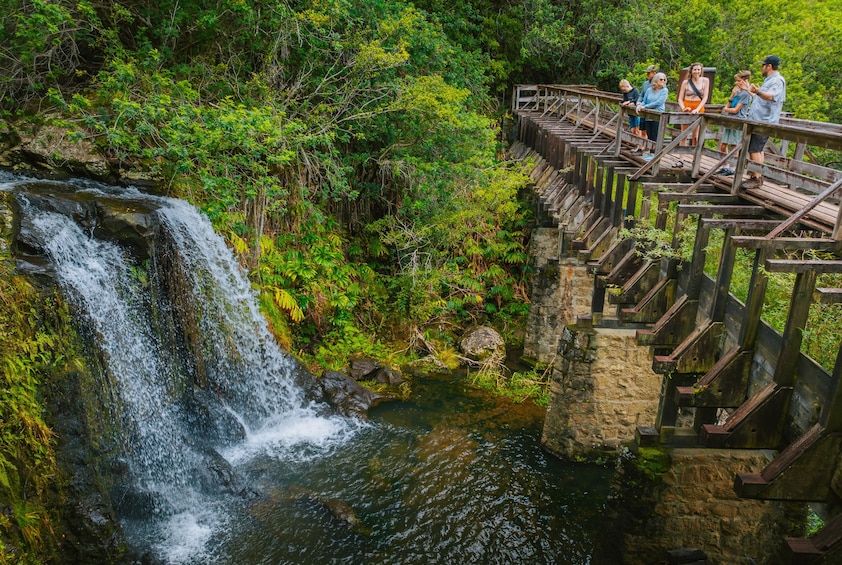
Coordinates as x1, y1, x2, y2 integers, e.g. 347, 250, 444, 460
677, 62, 710, 146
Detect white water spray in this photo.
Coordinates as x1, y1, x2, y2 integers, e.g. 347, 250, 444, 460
16, 184, 361, 564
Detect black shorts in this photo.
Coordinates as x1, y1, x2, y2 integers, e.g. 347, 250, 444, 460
748, 133, 769, 154
643, 119, 659, 141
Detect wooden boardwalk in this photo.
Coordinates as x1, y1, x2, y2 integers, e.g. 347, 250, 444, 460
514, 85, 842, 234
513, 84, 842, 562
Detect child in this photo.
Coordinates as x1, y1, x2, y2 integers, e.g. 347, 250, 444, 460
717, 71, 752, 176
619, 79, 643, 151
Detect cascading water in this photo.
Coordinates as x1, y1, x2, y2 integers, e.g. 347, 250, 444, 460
11, 177, 360, 563
4, 173, 614, 564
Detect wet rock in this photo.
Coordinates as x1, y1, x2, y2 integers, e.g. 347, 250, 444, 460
56, 499, 126, 565
115, 489, 167, 519
289, 359, 320, 398
294, 491, 368, 534
12, 183, 162, 261
182, 389, 247, 444
197, 448, 239, 494
666, 548, 708, 564
374, 366, 404, 385
314, 370, 390, 419
323, 498, 359, 527
459, 326, 505, 361
348, 357, 381, 380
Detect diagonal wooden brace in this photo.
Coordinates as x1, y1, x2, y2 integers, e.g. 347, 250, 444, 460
636, 296, 698, 347
734, 424, 842, 501
620, 278, 677, 324
700, 383, 792, 449
652, 322, 725, 374
608, 260, 659, 305
675, 345, 753, 408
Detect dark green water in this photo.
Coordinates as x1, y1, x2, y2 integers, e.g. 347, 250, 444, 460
210, 374, 612, 564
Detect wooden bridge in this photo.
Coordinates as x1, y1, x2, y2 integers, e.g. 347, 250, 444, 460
512, 84, 842, 562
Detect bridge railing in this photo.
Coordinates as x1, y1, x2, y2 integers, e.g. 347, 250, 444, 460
515, 84, 842, 236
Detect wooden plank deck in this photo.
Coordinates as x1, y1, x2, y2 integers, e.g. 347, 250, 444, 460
515, 106, 841, 234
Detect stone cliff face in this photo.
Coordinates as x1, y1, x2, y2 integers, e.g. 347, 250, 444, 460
0, 118, 161, 188
0, 188, 128, 563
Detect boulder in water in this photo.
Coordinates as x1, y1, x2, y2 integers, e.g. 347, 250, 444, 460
314, 370, 391, 419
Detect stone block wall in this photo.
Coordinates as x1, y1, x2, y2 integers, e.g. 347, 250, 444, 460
523, 227, 593, 364
595, 448, 805, 565
541, 325, 662, 461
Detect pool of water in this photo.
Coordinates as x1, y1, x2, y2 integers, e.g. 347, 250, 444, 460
202, 374, 612, 564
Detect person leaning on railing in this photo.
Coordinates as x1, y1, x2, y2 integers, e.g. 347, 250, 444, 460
619, 79, 643, 150
635, 72, 668, 161
716, 70, 752, 177
636, 64, 659, 152
741, 55, 787, 189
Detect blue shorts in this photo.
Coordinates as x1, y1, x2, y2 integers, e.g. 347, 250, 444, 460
628, 115, 641, 129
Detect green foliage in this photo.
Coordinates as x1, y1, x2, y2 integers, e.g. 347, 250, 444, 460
468, 362, 551, 407
371, 157, 532, 329
633, 446, 672, 480
806, 507, 824, 537
36, 0, 537, 363
0, 270, 85, 562
310, 325, 396, 375
620, 200, 695, 263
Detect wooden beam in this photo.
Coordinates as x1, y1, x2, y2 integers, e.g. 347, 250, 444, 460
738, 248, 770, 349
700, 219, 782, 230
772, 270, 818, 388
710, 227, 738, 322
656, 193, 741, 204
765, 259, 842, 274
677, 204, 767, 216
731, 236, 842, 252
815, 288, 842, 304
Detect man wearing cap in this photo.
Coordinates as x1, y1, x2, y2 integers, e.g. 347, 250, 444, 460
641, 64, 659, 98
633, 64, 660, 154
741, 55, 786, 189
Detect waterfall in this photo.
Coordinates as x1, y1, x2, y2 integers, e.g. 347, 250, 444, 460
10, 177, 361, 563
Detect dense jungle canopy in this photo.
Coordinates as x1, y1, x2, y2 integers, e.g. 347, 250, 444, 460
3, 0, 842, 363
1, 1, 842, 560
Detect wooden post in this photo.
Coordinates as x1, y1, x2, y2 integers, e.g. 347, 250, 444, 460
737, 247, 770, 349
601, 165, 615, 218
594, 163, 605, 212
613, 173, 627, 226
684, 214, 712, 301
615, 107, 624, 157
766, 264, 819, 388
654, 113, 669, 176
691, 116, 707, 177
710, 227, 739, 322
822, 341, 842, 432
732, 122, 753, 195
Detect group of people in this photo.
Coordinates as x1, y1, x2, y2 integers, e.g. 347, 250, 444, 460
618, 55, 787, 188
